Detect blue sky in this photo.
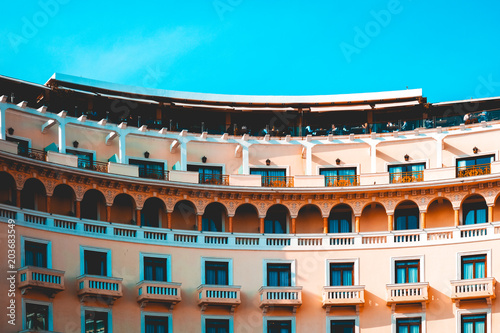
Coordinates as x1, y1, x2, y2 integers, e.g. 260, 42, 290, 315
1, 0, 500, 102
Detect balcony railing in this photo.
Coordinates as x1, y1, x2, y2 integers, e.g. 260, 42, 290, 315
457, 163, 491, 178
197, 284, 241, 313
390, 170, 424, 183
18, 266, 65, 298
77, 159, 109, 173
261, 176, 294, 187
325, 175, 359, 187
322, 285, 365, 312
137, 280, 181, 309
450, 277, 496, 305
19, 147, 47, 161
77, 274, 123, 305
199, 174, 229, 185
386, 282, 429, 307
138, 169, 169, 180
259, 286, 302, 313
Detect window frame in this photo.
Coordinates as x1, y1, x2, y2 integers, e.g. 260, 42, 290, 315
80, 246, 112, 277
140, 252, 172, 282
326, 258, 360, 286
201, 315, 233, 333
327, 315, 359, 333
21, 236, 52, 269
201, 257, 233, 285
457, 250, 491, 280
263, 316, 295, 333
81, 306, 112, 333
390, 255, 425, 284
141, 311, 172, 333
22, 299, 53, 331
66, 147, 96, 169
263, 259, 296, 287
392, 313, 426, 333
456, 308, 491, 333
129, 157, 167, 179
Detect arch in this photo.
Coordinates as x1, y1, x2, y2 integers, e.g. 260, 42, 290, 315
394, 200, 419, 230
360, 202, 386, 232
202, 202, 228, 232
328, 204, 354, 233
51, 184, 76, 216
264, 204, 290, 234
0, 172, 16, 206
171, 200, 197, 230
426, 197, 454, 228
494, 193, 500, 223
296, 204, 323, 234
111, 193, 136, 224
233, 203, 259, 233
81, 189, 106, 221
21, 178, 47, 212
461, 194, 487, 225
141, 197, 166, 228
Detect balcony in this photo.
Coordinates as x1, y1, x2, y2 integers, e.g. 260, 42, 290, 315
457, 163, 491, 178
197, 284, 241, 313
450, 277, 496, 306
261, 176, 294, 187
259, 286, 302, 313
77, 275, 123, 305
77, 159, 108, 173
386, 282, 429, 311
18, 266, 65, 298
138, 168, 169, 180
325, 175, 359, 187
322, 285, 365, 313
390, 170, 424, 183
137, 280, 181, 309
199, 174, 229, 186
19, 147, 47, 161
18, 330, 61, 333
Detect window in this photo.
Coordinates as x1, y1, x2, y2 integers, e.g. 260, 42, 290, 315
396, 317, 421, 333
67, 148, 94, 169
25, 302, 49, 330
328, 212, 351, 233
331, 320, 355, 333
264, 207, 287, 234
144, 257, 167, 282
145, 315, 168, 333
395, 260, 420, 284
205, 261, 228, 285
267, 320, 291, 333
330, 263, 354, 286
462, 255, 486, 280
463, 201, 487, 225
25, 241, 47, 268
267, 263, 291, 287
85, 310, 108, 333
187, 165, 224, 185
389, 163, 424, 183
395, 207, 419, 230
457, 155, 494, 177
130, 159, 165, 180
250, 168, 287, 187
84, 250, 107, 276
6, 136, 29, 155
321, 167, 357, 186
461, 314, 486, 333
205, 318, 229, 333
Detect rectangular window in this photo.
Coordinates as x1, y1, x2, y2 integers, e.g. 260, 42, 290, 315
85, 310, 108, 333
67, 148, 94, 169
328, 212, 352, 233
84, 250, 107, 276
389, 163, 425, 183
187, 165, 224, 185
250, 168, 288, 187
267, 263, 291, 287
130, 159, 165, 180
330, 263, 354, 286
25, 241, 47, 268
395, 260, 419, 284
457, 155, 494, 177
267, 320, 291, 333
461, 314, 486, 333
396, 317, 421, 333
321, 167, 357, 186
205, 261, 229, 285
25, 303, 49, 331
205, 318, 229, 333
144, 257, 167, 282
331, 320, 355, 333
6, 136, 29, 156
145, 315, 168, 333
461, 255, 486, 280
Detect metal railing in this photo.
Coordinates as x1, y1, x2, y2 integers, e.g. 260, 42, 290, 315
390, 170, 424, 183
456, 163, 491, 178
138, 169, 169, 180
77, 158, 109, 173
261, 176, 294, 187
199, 174, 229, 185
325, 175, 359, 187
19, 147, 47, 161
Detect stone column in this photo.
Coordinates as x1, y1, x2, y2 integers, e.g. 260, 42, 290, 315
228, 216, 234, 233
323, 217, 328, 234
387, 213, 394, 231
420, 211, 426, 229
355, 216, 360, 233
454, 209, 460, 226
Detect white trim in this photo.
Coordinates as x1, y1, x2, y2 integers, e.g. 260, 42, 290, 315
263, 259, 296, 286
326, 315, 359, 333
81, 306, 112, 333
391, 312, 426, 333
263, 316, 295, 333
80, 245, 112, 276
456, 308, 491, 333
139, 252, 172, 282
326, 258, 360, 286
201, 314, 233, 333
141, 311, 173, 333
22, 298, 53, 331
317, 163, 360, 177
187, 161, 226, 175
390, 255, 425, 284
20, 236, 52, 269
201, 257, 233, 285
456, 249, 491, 280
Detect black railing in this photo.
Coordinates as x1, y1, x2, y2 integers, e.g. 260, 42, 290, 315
77, 159, 109, 173
19, 147, 47, 161
138, 168, 169, 180
199, 174, 229, 185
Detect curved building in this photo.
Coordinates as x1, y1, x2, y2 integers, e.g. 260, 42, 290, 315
0, 73, 499, 332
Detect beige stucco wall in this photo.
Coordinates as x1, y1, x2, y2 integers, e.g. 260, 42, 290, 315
249, 144, 303, 176
376, 137, 436, 171
312, 143, 370, 174
443, 130, 499, 167
126, 134, 178, 169
187, 141, 241, 175
5, 110, 58, 150
66, 124, 119, 161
